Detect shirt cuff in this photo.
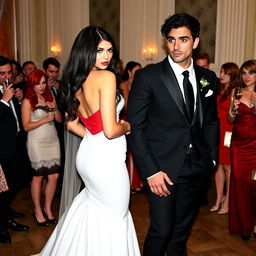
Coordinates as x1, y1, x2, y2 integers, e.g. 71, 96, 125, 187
0, 99, 9, 107
147, 171, 161, 180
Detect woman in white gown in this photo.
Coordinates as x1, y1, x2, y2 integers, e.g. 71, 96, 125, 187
34, 26, 141, 256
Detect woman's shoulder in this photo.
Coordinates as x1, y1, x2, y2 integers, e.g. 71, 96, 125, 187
22, 97, 31, 105
90, 69, 115, 79
87, 70, 116, 89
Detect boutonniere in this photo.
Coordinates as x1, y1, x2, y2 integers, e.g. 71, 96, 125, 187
200, 77, 210, 88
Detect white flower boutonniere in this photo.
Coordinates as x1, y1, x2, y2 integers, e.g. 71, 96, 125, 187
200, 77, 210, 88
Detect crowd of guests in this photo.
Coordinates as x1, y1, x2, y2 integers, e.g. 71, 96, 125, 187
195, 54, 256, 241
0, 50, 256, 246
0, 56, 63, 243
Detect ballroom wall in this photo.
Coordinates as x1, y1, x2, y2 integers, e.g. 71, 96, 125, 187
16, 0, 89, 69
14, 0, 256, 74
175, 0, 217, 63
89, 0, 120, 50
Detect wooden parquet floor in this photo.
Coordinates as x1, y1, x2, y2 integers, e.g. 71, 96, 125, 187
0, 185, 255, 256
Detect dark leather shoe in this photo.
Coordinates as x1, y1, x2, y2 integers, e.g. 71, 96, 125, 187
0, 228, 11, 244
7, 219, 29, 231
241, 235, 250, 241
9, 208, 25, 218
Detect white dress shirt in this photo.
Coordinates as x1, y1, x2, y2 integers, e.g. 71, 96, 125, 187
147, 57, 197, 180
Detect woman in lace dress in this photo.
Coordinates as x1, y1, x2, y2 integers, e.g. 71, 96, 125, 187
21, 70, 62, 226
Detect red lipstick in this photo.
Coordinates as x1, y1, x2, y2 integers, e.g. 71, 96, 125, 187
101, 61, 109, 66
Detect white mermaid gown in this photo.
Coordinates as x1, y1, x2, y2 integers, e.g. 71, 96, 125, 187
36, 97, 140, 256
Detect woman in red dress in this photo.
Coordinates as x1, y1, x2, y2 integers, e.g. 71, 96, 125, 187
210, 63, 239, 214
228, 59, 256, 241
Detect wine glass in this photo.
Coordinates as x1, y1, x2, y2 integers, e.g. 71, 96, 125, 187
233, 87, 242, 114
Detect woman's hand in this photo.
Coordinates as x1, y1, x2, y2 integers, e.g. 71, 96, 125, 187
45, 101, 56, 111
45, 113, 55, 123
120, 119, 131, 135
231, 99, 240, 115
251, 92, 256, 106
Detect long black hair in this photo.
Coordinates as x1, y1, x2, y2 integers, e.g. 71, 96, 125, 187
61, 26, 121, 120
122, 61, 141, 81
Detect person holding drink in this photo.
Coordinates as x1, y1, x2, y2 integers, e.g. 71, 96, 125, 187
21, 70, 62, 226
228, 59, 256, 241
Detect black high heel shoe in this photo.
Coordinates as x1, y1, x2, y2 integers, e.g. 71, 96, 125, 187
241, 235, 250, 241
33, 212, 49, 227
42, 209, 58, 224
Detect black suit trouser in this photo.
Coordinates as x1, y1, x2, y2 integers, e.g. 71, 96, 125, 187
143, 152, 210, 256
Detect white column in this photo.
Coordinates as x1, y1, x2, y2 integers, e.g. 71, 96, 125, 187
16, 0, 89, 69
16, 0, 32, 63
212, 0, 248, 73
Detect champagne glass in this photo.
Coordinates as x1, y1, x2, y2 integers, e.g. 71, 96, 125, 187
4, 78, 11, 87
233, 87, 242, 114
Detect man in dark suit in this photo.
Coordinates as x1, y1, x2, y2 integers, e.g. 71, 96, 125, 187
0, 56, 29, 244
43, 57, 65, 196
127, 13, 219, 256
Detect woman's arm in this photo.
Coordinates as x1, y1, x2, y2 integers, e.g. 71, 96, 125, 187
120, 81, 130, 112
99, 71, 130, 139
21, 98, 54, 131
66, 116, 86, 137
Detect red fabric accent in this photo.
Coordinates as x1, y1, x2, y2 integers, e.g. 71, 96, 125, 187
77, 110, 103, 135
229, 102, 256, 236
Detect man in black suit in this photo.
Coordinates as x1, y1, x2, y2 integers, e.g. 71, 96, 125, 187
127, 13, 219, 256
0, 56, 29, 244
43, 57, 65, 195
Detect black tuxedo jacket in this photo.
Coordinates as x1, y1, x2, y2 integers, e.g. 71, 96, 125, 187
0, 92, 19, 160
127, 57, 219, 182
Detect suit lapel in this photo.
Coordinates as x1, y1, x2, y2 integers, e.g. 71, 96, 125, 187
160, 58, 187, 118
193, 65, 204, 128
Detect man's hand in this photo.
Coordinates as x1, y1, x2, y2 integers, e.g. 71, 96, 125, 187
2, 84, 14, 103
147, 171, 173, 197
48, 78, 59, 90
14, 88, 23, 102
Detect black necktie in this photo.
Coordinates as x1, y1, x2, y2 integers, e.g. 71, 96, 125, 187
182, 70, 194, 122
